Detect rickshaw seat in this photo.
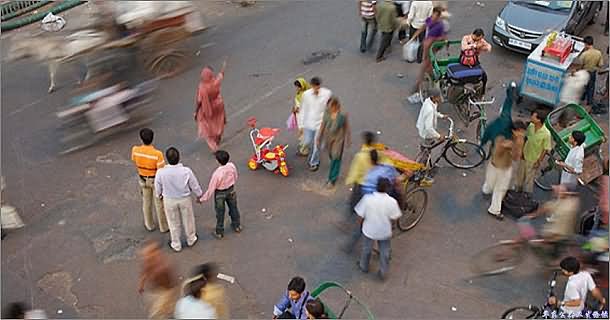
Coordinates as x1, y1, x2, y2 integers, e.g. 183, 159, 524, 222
559, 120, 602, 150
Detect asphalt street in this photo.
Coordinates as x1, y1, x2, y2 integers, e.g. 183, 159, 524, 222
1, 1, 608, 318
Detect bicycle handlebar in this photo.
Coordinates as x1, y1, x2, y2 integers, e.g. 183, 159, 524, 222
468, 96, 496, 106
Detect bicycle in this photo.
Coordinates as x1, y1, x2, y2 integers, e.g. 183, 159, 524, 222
415, 116, 486, 173
501, 271, 558, 319
470, 217, 581, 276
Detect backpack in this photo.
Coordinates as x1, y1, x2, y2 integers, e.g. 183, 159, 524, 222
460, 48, 479, 67
501, 191, 539, 219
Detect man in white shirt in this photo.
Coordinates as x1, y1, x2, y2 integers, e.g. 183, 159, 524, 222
300, 77, 332, 171
549, 257, 606, 316
557, 130, 585, 186
355, 177, 402, 280
405, 0, 432, 62
416, 88, 446, 143
155, 147, 204, 252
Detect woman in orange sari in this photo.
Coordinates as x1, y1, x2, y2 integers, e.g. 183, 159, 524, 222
195, 61, 227, 152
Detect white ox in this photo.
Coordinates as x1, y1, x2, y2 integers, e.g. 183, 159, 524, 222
7, 30, 109, 93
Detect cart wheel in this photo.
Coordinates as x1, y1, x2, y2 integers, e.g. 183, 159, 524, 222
148, 50, 188, 79
248, 159, 258, 170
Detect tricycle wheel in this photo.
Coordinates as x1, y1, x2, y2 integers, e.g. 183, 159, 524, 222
397, 188, 428, 231
279, 164, 289, 177
248, 159, 258, 170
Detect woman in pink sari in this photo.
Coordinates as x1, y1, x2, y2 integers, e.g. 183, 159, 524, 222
195, 61, 227, 152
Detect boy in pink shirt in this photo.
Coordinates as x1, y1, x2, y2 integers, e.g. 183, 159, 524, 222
199, 150, 242, 239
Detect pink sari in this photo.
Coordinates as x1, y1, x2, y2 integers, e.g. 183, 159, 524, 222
195, 67, 226, 151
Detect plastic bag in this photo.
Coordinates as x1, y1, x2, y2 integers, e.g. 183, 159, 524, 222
403, 39, 419, 62
41, 12, 66, 32
286, 112, 298, 131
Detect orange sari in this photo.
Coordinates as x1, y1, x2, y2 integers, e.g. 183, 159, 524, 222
195, 67, 226, 152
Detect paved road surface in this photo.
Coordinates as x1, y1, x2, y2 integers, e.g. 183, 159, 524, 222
2, 1, 608, 318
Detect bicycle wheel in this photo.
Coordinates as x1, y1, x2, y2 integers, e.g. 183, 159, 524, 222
475, 120, 492, 160
443, 141, 485, 169
397, 188, 428, 231
534, 161, 560, 191
501, 306, 540, 319
470, 241, 526, 276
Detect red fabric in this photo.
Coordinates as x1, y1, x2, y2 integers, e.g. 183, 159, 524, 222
196, 67, 226, 151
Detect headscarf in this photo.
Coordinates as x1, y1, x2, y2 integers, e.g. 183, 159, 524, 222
294, 77, 311, 106
196, 67, 223, 119
480, 86, 514, 146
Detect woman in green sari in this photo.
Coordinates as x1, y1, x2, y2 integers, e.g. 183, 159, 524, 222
293, 77, 311, 154
317, 96, 351, 187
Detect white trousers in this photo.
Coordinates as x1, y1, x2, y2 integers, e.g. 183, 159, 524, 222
482, 163, 513, 215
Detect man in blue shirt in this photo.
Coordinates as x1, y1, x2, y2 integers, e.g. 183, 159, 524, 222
273, 277, 315, 319
361, 150, 402, 203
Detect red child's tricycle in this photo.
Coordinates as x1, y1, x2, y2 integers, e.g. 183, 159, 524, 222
247, 117, 289, 177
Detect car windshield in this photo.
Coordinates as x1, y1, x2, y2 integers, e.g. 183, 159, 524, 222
513, 0, 573, 13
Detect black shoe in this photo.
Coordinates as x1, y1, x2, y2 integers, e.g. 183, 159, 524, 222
377, 271, 386, 281
232, 225, 243, 233
360, 48, 366, 53
309, 165, 319, 172
487, 211, 504, 220
212, 232, 224, 240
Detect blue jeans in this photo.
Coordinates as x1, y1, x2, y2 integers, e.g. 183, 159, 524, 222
360, 18, 377, 52
583, 71, 597, 105
302, 128, 320, 167
359, 235, 391, 277
214, 186, 240, 234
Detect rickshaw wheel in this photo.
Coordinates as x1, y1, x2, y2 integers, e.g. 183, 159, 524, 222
248, 159, 258, 170
534, 154, 560, 191
397, 188, 428, 231
148, 50, 188, 79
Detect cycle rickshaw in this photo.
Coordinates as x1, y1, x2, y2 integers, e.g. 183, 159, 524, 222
311, 281, 374, 320
534, 103, 607, 191
419, 40, 495, 144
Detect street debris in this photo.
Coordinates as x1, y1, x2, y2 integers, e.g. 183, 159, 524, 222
41, 203, 45, 207
41, 13, 66, 32
288, 237, 294, 243
475, 1, 485, 7
462, 172, 467, 177
57, 309, 63, 314
396, 73, 404, 78
217, 273, 235, 284
58, 220, 66, 226
303, 50, 341, 65
451, 306, 457, 312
